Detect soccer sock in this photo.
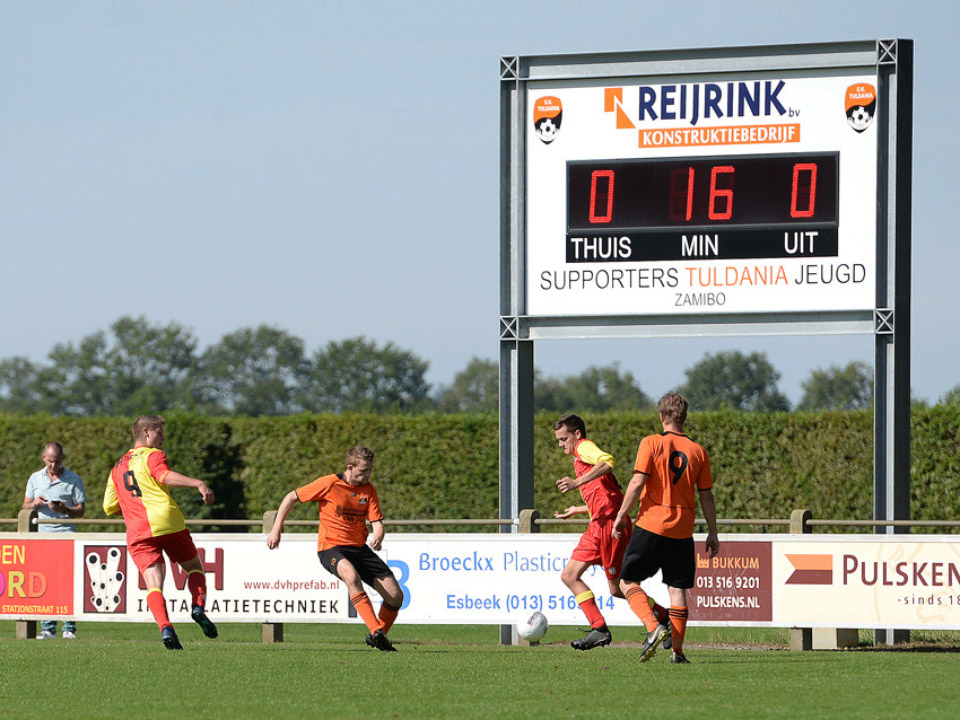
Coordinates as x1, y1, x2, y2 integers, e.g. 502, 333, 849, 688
378, 601, 401, 634
575, 590, 607, 630
350, 592, 381, 633
651, 600, 669, 625
146, 588, 172, 631
669, 606, 689, 654
188, 569, 207, 609
625, 586, 658, 632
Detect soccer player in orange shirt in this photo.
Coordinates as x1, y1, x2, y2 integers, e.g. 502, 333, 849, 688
103, 415, 218, 650
267, 445, 404, 651
553, 414, 669, 650
612, 393, 719, 664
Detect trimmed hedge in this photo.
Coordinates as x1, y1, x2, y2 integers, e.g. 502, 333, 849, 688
2, 407, 958, 532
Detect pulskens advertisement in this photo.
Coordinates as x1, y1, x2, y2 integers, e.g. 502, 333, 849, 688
525, 72, 878, 317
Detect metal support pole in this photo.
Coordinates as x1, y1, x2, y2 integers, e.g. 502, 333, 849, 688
873, 38, 913, 647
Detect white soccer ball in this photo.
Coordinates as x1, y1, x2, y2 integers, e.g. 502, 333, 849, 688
517, 611, 549, 642
847, 105, 873, 132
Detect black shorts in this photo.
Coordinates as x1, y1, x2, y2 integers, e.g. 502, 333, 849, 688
620, 527, 696, 589
318, 544, 393, 586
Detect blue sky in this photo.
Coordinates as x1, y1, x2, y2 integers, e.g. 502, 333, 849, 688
1, 1, 956, 403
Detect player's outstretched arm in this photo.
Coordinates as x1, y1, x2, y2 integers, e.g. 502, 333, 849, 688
368, 519, 385, 551
556, 460, 613, 493
164, 471, 216, 505
267, 490, 298, 549
698, 488, 720, 558
554, 505, 589, 519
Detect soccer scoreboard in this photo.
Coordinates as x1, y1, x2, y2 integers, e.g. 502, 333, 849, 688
513, 44, 894, 318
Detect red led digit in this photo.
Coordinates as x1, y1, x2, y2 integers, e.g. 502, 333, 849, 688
708, 165, 734, 220
790, 162, 818, 218
669, 167, 694, 221
588, 170, 615, 223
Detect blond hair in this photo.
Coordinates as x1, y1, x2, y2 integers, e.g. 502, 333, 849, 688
133, 414, 164, 442
658, 393, 688, 426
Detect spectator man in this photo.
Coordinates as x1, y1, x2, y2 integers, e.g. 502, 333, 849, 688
23, 441, 86, 639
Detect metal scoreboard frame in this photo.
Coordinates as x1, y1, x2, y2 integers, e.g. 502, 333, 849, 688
499, 40, 913, 635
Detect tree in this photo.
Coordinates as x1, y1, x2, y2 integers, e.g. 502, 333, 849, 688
41, 331, 114, 415
37, 317, 201, 416
798, 361, 873, 411
435, 357, 498, 413
107, 316, 201, 413
535, 363, 654, 413
302, 336, 431, 414
939, 385, 960, 405
0, 357, 42, 412
199, 326, 309, 415
679, 351, 790, 412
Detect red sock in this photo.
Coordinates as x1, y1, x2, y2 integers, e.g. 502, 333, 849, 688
350, 592, 381, 634
652, 600, 668, 625
146, 588, 172, 631
575, 591, 606, 629
378, 602, 401, 634
625, 587, 658, 632
188, 570, 207, 608
670, 606, 689, 653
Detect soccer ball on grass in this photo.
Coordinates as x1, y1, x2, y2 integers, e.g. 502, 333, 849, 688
517, 611, 549, 642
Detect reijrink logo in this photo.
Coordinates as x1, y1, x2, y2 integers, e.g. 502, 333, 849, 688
785, 554, 833, 585
533, 96, 562, 143
845, 83, 876, 133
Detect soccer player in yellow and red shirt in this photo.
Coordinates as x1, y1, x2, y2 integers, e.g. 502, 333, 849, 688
553, 414, 669, 650
267, 445, 404, 651
613, 393, 719, 664
103, 415, 218, 650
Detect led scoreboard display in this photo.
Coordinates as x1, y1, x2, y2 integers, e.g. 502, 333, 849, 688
518, 52, 886, 317
565, 153, 839, 262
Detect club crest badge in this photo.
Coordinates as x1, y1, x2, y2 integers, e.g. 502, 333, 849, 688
534, 96, 562, 144
845, 83, 876, 133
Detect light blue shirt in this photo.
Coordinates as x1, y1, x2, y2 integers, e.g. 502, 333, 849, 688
25, 467, 86, 533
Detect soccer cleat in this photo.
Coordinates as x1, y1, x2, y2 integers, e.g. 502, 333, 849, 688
37, 630, 56, 640
62, 631, 77, 640
639, 623, 670, 662
571, 627, 613, 650
369, 629, 397, 652
191, 606, 218, 639
161, 626, 183, 650
671, 650, 691, 664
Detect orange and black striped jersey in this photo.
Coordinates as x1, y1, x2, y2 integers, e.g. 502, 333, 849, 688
634, 431, 712, 539
103, 447, 185, 541
296, 474, 384, 551
573, 439, 623, 520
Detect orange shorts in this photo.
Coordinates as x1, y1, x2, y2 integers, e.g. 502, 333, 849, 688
128, 528, 199, 575
570, 517, 632, 579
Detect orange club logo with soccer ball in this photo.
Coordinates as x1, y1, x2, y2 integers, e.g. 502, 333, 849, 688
845, 83, 876, 133
533, 96, 562, 144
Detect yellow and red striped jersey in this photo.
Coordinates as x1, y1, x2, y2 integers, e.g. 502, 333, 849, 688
103, 447, 185, 541
573, 438, 623, 520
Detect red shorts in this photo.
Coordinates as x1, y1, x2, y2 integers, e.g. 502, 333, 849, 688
128, 529, 199, 575
570, 517, 632, 579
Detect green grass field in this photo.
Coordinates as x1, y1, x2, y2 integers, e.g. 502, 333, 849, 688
2, 622, 958, 719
